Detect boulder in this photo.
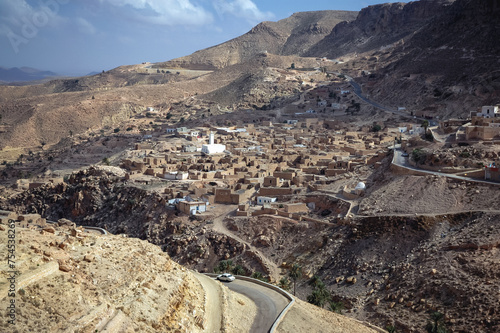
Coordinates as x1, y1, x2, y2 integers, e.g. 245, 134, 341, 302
59, 264, 72, 272
346, 276, 357, 284
84, 254, 95, 262
43, 226, 56, 234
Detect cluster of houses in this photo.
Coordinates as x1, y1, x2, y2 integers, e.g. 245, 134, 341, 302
465, 106, 500, 141
118, 117, 409, 218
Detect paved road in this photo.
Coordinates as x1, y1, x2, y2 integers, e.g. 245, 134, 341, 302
345, 74, 395, 113
392, 149, 500, 186
219, 278, 289, 333
335, 73, 438, 126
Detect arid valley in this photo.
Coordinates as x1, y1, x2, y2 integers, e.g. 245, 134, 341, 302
1, 0, 500, 332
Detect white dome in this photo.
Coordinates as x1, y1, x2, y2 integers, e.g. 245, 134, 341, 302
355, 182, 366, 190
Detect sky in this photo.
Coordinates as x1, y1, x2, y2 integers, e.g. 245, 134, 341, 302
0, 0, 405, 76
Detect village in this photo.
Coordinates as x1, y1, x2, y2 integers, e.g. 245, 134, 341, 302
100, 69, 499, 221
6, 68, 499, 224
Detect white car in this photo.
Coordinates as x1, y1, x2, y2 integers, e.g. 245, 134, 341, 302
216, 273, 236, 282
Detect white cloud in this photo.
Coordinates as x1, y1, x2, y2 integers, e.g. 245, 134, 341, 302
213, 0, 274, 23
0, 0, 66, 32
0, 0, 67, 53
100, 0, 214, 26
76, 18, 97, 35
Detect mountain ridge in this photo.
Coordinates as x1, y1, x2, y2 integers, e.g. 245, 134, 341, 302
158, 10, 358, 70
0, 66, 59, 83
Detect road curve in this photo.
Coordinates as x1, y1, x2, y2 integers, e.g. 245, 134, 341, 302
217, 278, 289, 333
335, 73, 437, 125
392, 149, 500, 186
211, 206, 281, 281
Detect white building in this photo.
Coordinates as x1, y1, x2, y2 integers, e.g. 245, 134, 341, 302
201, 132, 226, 155
354, 182, 366, 195
256, 196, 277, 205
163, 172, 188, 180
479, 106, 499, 118
177, 201, 207, 215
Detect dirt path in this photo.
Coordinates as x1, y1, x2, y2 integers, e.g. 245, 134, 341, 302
210, 205, 282, 282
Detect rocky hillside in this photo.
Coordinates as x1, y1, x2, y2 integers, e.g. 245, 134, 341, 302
162, 1, 456, 70
159, 0, 500, 117
158, 10, 358, 70
0, 221, 244, 332
305, 0, 455, 59
0, 184, 383, 333
0, 64, 195, 151
1, 168, 175, 238
3, 166, 500, 332
1, 0, 499, 152
362, 0, 500, 117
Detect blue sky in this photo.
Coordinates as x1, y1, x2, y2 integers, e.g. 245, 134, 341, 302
0, 0, 404, 75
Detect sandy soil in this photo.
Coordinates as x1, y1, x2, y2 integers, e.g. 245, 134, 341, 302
278, 298, 379, 333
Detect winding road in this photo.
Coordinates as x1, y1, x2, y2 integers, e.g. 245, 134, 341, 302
334, 73, 437, 126
220, 278, 289, 333
197, 272, 291, 333
211, 205, 281, 282
392, 149, 500, 186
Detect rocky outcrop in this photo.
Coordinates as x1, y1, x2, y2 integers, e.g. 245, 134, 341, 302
2, 167, 171, 238
0, 223, 209, 332
306, 0, 455, 58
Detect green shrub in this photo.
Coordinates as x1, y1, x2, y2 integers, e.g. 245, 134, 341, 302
459, 151, 470, 158
412, 149, 428, 164
329, 301, 344, 314
232, 265, 245, 276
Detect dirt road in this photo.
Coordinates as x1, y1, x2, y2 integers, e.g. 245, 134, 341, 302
210, 204, 282, 281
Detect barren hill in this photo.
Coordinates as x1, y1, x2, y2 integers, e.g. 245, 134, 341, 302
0, 222, 254, 332
305, 0, 455, 58
158, 10, 358, 70
0, 215, 381, 332
363, 0, 500, 116
1, 0, 499, 154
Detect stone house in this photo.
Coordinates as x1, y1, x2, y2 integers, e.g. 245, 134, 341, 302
256, 196, 277, 205
177, 201, 207, 215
